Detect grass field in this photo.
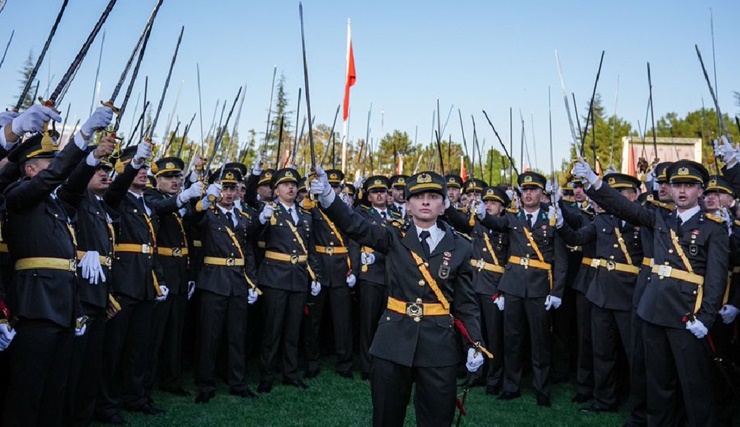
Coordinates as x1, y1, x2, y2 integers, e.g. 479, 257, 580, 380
92, 359, 630, 427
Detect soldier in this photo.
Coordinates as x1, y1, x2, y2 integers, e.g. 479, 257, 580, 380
475, 171, 568, 406
354, 175, 402, 380
96, 141, 168, 423
444, 185, 510, 396
389, 174, 408, 219
62, 136, 119, 427
310, 168, 486, 427
554, 173, 643, 413
144, 157, 203, 397
256, 168, 322, 393
192, 168, 260, 403
573, 158, 728, 427
304, 169, 357, 379
2, 105, 112, 427
462, 178, 486, 203
445, 174, 463, 208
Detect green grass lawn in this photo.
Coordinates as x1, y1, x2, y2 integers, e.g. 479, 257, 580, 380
93, 359, 630, 426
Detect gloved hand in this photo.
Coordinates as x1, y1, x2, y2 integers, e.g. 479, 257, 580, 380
548, 205, 564, 228
75, 317, 87, 337
685, 318, 708, 339
465, 348, 484, 373
494, 294, 505, 311
247, 288, 259, 305
309, 166, 333, 199
444, 197, 451, 210
156, 285, 169, 302
572, 157, 599, 186
720, 304, 740, 324
81, 106, 113, 138
544, 295, 562, 311
259, 203, 275, 224
605, 163, 618, 174
354, 175, 364, 191
251, 153, 263, 176
178, 181, 203, 205
0, 322, 16, 351
206, 183, 222, 199
79, 251, 106, 285
715, 136, 738, 164
549, 180, 561, 205
133, 140, 152, 166
360, 252, 375, 265
347, 273, 356, 288
187, 281, 195, 300
310, 281, 321, 296
0, 110, 19, 127
11, 104, 62, 136
476, 199, 487, 219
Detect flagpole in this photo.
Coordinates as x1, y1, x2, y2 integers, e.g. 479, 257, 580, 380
341, 18, 355, 175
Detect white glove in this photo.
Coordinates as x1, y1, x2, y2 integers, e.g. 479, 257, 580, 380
187, 281, 195, 300
361, 252, 376, 265
716, 136, 737, 163
81, 106, 113, 138
549, 181, 560, 205
544, 295, 562, 311
685, 318, 708, 339
548, 205, 563, 228
353, 176, 364, 191
206, 183, 222, 199
247, 288, 259, 304
309, 166, 333, 198
75, 317, 87, 337
259, 203, 275, 225
465, 348, 485, 372
572, 158, 598, 186
251, 155, 262, 176
178, 181, 203, 205
720, 304, 740, 324
0, 323, 16, 351
605, 163, 618, 174
494, 294, 505, 311
156, 285, 170, 302
310, 281, 321, 296
0, 111, 19, 127
79, 251, 106, 285
134, 140, 152, 163
347, 273, 356, 288
11, 104, 62, 136
476, 199, 487, 219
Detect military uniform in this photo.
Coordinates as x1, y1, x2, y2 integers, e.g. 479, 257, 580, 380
3, 133, 90, 427
319, 171, 484, 427
478, 172, 568, 403
587, 161, 728, 426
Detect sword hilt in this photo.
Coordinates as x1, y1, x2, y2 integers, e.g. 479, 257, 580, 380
38, 97, 60, 114
101, 100, 121, 115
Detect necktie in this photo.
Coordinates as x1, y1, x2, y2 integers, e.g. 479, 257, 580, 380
288, 207, 296, 225
419, 230, 431, 258
676, 215, 683, 235
526, 213, 533, 228
225, 211, 233, 228
135, 195, 147, 214
381, 211, 387, 219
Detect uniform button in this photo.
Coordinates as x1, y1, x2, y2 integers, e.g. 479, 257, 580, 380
602, 228, 606, 232
613, 244, 618, 248
415, 298, 422, 303
386, 317, 390, 321
693, 291, 697, 295
483, 248, 487, 252
526, 243, 531, 247
424, 262, 429, 267
609, 255, 614, 260
418, 280, 425, 286
668, 249, 674, 254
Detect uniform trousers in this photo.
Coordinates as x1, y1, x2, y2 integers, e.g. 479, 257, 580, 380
259, 287, 306, 382
503, 294, 551, 396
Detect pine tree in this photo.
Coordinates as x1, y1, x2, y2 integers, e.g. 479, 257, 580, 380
15, 50, 36, 109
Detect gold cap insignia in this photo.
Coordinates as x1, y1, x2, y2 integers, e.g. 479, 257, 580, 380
374, 179, 382, 185
225, 171, 235, 180
398, 177, 405, 184
709, 179, 717, 187
165, 162, 176, 170
285, 171, 293, 178
329, 173, 338, 180
486, 189, 494, 196
524, 175, 532, 183
677, 167, 689, 176
265, 172, 272, 179
417, 173, 432, 184
608, 177, 616, 185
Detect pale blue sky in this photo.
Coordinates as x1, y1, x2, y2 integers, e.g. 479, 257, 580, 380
0, 0, 737, 169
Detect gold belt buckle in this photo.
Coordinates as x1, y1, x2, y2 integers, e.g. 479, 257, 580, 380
606, 260, 616, 271
69, 259, 77, 271
290, 255, 299, 264
406, 302, 424, 322
476, 259, 485, 271
326, 247, 334, 256
591, 258, 600, 268
657, 265, 672, 279
172, 247, 182, 257
519, 257, 530, 269
226, 257, 236, 267
141, 244, 151, 254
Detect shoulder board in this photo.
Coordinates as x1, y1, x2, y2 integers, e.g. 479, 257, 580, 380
705, 213, 725, 224
734, 219, 740, 227
506, 208, 519, 214
454, 230, 472, 241
647, 199, 676, 211
298, 206, 311, 215
361, 205, 371, 211
389, 219, 405, 228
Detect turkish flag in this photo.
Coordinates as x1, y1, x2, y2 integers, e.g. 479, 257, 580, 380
342, 22, 356, 122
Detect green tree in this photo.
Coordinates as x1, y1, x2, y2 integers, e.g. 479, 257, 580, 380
578, 93, 633, 171
15, 50, 36, 110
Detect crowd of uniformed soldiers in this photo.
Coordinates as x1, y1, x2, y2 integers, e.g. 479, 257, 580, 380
0, 102, 739, 427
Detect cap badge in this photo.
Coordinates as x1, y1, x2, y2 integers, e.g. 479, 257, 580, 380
417, 174, 432, 184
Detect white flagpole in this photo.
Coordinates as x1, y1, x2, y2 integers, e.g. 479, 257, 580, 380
341, 18, 351, 174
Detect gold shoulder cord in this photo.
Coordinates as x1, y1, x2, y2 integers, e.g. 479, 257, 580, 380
669, 228, 702, 314
408, 250, 450, 310
222, 218, 262, 294
284, 215, 317, 281
481, 232, 500, 266
613, 228, 634, 266
317, 209, 351, 271
522, 226, 553, 290
142, 213, 163, 297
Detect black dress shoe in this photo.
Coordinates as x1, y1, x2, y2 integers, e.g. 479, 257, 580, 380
282, 377, 309, 389
304, 369, 320, 379
336, 370, 353, 379
361, 372, 371, 381
536, 394, 552, 407
230, 388, 258, 399
497, 391, 521, 401
194, 390, 215, 404
96, 412, 127, 425
571, 393, 592, 403
257, 381, 272, 394
579, 403, 617, 414
486, 385, 501, 396
160, 386, 190, 396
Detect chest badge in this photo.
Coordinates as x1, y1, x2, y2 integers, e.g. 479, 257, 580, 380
439, 252, 452, 279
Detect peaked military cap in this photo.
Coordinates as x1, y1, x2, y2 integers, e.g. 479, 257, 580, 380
463, 178, 487, 194
482, 185, 511, 206
272, 168, 300, 188
405, 171, 446, 198
604, 173, 642, 190
390, 174, 408, 189
517, 171, 546, 190
364, 175, 390, 192
667, 160, 708, 186
705, 174, 733, 195
258, 168, 276, 186
654, 162, 673, 183
445, 174, 463, 189
224, 161, 248, 178
8, 132, 58, 163
326, 169, 344, 185
154, 156, 185, 177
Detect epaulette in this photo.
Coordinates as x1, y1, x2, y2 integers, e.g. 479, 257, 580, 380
361, 205, 371, 211
735, 219, 740, 227
561, 195, 575, 203
390, 219, 405, 229
454, 230, 472, 241
647, 199, 676, 211
298, 205, 311, 214
705, 213, 725, 224
506, 207, 519, 214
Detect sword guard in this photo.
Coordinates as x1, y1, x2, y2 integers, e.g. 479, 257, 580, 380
101, 100, 121, 115
38, 97, 60, 114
